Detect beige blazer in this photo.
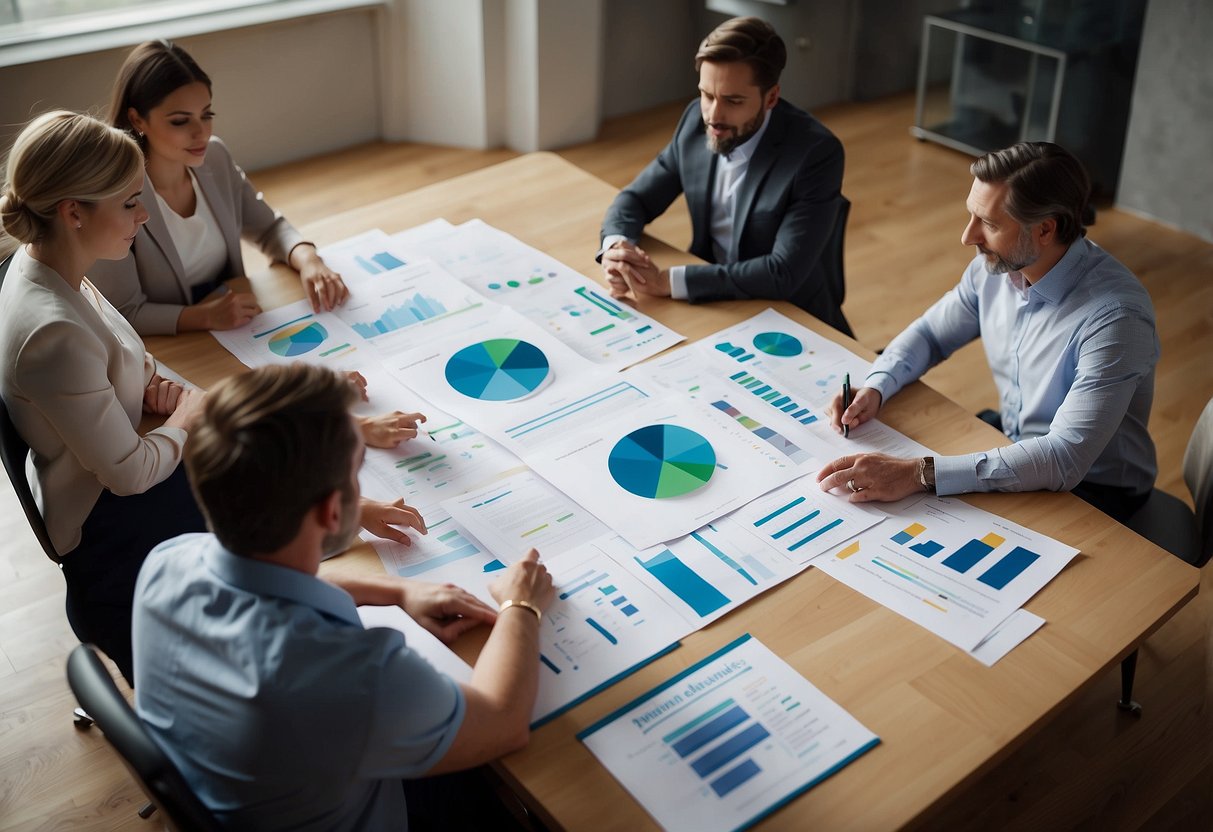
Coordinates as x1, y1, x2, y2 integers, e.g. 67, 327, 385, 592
89, 136, 305, 336
0, 248, 186, 555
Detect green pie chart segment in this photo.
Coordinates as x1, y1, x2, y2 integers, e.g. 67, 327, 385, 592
752, 331, 803, 357
609, 424, 716, 499
445, 338, 550, 401
268, 321, 328, 357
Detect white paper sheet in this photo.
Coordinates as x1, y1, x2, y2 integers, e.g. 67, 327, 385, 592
579, 634, 879, 832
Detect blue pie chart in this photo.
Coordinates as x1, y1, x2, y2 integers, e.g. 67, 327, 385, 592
608, 424, 716, 499
444, 338, 550, 401
752, 331, 803, 357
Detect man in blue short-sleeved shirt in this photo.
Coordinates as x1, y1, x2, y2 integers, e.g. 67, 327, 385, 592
132, 364, 554, 829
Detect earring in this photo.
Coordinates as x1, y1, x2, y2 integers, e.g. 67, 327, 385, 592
76, 223, 82, 230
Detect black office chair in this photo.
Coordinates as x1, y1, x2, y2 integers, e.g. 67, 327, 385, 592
66, 644, 223, 832
820, 195, 854, 338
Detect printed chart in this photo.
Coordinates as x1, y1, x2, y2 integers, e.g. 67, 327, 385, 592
529, 542, 690, 724
444, 338, 552, 401
442, 470, 609, 559
608, 424, 716, 499
212, 301, 367, 371
734, 478, 887, 564
579, 634, 879, 832
617, 518, 803, 626
815, 494, 1079, 650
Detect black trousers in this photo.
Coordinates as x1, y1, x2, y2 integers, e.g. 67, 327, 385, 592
976, 409, 1149, 524
60, 466, 207, 685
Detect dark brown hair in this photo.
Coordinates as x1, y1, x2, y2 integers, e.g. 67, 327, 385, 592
694, 16, 787, 91
185, 364, 358, 557
971, 142, 1090, 245
108, 40, 211, 151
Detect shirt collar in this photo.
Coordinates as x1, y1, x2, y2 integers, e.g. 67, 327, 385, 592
721, 108, 773, 164
1019, 237, 1089, 305
203, 539, 362, 627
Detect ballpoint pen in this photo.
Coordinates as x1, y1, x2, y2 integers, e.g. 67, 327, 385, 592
842, 373, 851, 438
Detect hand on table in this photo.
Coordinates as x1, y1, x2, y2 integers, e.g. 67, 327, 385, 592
359, 497, 427, 545
292, 245, 349, 312
346, 371, 370, 402
488, 548, 555, 615
163, 386, 207, 432
396, 579, 499, 643
142, 374, 185, 416
187, 289, 262, 331
601, 241, 670, 299
816, 452, 923, 503
359, 411, 428, 449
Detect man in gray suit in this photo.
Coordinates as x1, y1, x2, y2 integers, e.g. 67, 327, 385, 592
599, 16, 851, 335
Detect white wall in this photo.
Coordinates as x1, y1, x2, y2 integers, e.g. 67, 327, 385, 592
0, 9, 379, 171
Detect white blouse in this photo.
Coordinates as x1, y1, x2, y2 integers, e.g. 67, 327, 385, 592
154, 171, 227, 291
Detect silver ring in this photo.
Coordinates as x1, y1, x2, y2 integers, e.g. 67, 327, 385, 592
847, 479, 860, 493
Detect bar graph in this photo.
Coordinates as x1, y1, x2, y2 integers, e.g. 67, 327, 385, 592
727, 369, 819, 425
663, 699, 769, 797
353, 250, 407, 274
388, 516, 484, 578
977, 546, 1041, 589
942, 532, 1005, 574
350, 292, 449, 337
635, 549, 729, 617
752, 496, 846, 553
573, 285, 636, 321
714, 341, 755, 362
709, 400, 810, 464
891, 522, 946, 557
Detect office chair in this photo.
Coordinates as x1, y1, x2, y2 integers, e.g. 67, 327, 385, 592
66, 644, 223, 832
1116, 404, 1212, 714
1182, 397, 1213, 564
821, 195, 854, 338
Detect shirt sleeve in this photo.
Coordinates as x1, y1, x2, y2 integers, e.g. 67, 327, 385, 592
359, 641, 466, 778
865, 267, 983, 402
934, 303, 1158, 495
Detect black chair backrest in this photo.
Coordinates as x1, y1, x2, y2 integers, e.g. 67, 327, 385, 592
65, 644, 223, 832
825, 195, 851, 309
0, 253, 60, 563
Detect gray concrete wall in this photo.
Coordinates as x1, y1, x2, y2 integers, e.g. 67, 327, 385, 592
853, 0, 958, 100
1116, 0, 1213, 243
601, 0, 699, 119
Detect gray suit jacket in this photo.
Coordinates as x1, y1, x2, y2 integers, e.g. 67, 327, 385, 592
602, 99, 850, 334
90, 136, 305, 335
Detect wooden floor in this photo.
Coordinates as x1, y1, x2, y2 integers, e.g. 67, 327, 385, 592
0, 92, 1209, 830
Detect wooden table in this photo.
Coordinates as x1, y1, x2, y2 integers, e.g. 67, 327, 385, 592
146, 153, 1200, 830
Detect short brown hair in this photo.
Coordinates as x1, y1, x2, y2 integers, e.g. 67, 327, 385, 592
694, 16, 787, 91
186, 364, 358, 557
108, 40, 211, 152
971, 142, 1090, 245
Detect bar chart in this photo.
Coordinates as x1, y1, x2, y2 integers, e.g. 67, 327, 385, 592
727, 368, 820, 425
349, 291, 449, 337
709, 400, 811, 465
735, 481, 885, 564
353, 250, 407, 274
634, 549, 730, 618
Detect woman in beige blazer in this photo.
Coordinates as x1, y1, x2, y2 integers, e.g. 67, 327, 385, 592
0, 112, 208, 683
89, 40, 348, 336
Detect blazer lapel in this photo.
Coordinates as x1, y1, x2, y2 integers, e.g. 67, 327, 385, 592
138, 186, 192, 299
684, 139, 717, 261
730, 107, 785, 263
193, 163, 242, 277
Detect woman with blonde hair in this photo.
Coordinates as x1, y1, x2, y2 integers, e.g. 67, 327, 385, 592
0, 111, 207, 682
89, 39, 348, 335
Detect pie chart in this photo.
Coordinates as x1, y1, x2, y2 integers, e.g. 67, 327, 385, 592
752, 331, 803, 357
268, 321, 327, 357
609, 424, 716, 499
445, 338, 551, 401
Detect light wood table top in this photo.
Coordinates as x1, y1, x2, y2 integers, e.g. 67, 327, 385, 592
145, 152, 1200, 831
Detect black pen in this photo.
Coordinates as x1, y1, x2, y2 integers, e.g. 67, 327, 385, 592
842, 373, 852, 438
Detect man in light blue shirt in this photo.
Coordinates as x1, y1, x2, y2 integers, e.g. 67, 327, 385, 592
817, 142, 1158, 523
132, 364, 554, 829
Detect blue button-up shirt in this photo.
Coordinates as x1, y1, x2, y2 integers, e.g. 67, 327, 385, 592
133, 533, 465, 831
866, 237, 1158, 497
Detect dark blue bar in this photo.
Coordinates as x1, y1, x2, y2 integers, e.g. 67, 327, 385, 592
539, 654, 561, 674
670, 705, 748, 758
710, 758, 762, 797
942, 539, 994, 574
911, 540, 944, 557
586, 618, 618, 645
977, 546, 1040, 590
690, 722, 771, 778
